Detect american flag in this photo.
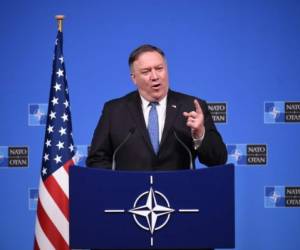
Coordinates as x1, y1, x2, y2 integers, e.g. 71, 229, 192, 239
34, 31, 75, 250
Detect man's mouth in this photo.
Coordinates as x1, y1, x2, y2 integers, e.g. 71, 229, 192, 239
152, 83, 161, 90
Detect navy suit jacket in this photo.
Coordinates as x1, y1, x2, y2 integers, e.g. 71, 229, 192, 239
86, 90, 227, 170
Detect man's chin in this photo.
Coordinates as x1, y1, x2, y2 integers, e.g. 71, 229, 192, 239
151, 92, 166, 101
139, 89, 167, 102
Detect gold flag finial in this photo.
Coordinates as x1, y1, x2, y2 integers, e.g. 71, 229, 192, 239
55, 15, 65, 32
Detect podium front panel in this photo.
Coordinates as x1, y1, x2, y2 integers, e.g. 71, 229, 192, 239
70, 165, 235, 249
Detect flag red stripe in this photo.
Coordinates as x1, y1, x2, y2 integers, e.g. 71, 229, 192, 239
63, 159, 74, 172
44, 175, 69, 220
37, 200, 69, 250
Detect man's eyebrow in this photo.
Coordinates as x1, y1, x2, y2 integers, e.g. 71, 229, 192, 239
140, 64, 164, 70
139, 67, 151, 72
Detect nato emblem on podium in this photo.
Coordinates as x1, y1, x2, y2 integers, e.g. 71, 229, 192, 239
104, 175, 199, 246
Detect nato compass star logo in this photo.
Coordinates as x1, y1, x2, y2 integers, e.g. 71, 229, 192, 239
227, 144, 247, 165
129, 186, 174, 234
73, 145, 88, 166
28, 104, 48, 126
0, 146, 8, 167
104, 176, 199, 246
264, 102, 285, 123
265, 186, 285, 208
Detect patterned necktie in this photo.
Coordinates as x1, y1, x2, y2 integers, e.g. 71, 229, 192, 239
148, 102, 159, 154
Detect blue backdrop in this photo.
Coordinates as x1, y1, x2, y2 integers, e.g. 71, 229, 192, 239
0, 0, 300, 249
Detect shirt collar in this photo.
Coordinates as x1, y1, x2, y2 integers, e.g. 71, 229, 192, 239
140, 94, 167, 109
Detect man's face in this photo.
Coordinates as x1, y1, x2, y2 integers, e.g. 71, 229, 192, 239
131, 51, 169, 102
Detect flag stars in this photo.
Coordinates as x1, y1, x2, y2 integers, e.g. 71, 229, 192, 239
69, 144, 74, 152
49, 111, 56, 120
63, 100, 69, 108
54, 155, 62, 164
47, 125, 54, 134
42, 167, 47, 176
45, 139, 51, 147
56, 68, 64, 77
53, 82, 61, 92
43, 153, 49, 162
56, 141, 64, 150
51, 97, 59, 106
59, 56, 64, 64
59, 127, 67, 136
61, 113, 68, 122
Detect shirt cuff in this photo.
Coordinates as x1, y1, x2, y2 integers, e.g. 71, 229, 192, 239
192, 129, 205, 150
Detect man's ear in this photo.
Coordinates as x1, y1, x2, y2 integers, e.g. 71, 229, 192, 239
130, 73, 137, 85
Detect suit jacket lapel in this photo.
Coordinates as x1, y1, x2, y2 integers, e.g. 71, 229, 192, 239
160, 90, 181, 149
126, 92, 154, 153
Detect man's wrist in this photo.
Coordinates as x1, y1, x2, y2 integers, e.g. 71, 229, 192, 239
192, 128, 205, 150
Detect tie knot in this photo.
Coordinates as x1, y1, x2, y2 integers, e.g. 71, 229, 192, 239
149, 102, 158, 108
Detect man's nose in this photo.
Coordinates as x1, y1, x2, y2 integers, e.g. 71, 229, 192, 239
150, 69, 159, 80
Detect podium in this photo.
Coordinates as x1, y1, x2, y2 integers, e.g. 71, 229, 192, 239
69, 164, 235, 249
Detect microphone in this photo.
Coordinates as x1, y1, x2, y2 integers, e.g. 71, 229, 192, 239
173, 129, 194, 170
112, 127, 135, 171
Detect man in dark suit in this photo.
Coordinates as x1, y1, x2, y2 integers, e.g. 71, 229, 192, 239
86, 44, 227, 170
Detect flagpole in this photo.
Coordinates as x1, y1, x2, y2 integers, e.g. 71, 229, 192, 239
55, 15, 64, 32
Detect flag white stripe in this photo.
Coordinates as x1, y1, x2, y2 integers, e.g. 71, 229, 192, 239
39, 178, 69, 244
35, 216, 55, 250
53, 166, 69, 198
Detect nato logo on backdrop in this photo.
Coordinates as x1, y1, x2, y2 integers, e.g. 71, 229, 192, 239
265, 186, 300, 208
0, 146, 28, 167
208, 102, 227, 123
73, 145, 88, 166
264, 101, 300, 123
28, 104, 48, 126
227, 144, 267, 166
0, 147, 8, 167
